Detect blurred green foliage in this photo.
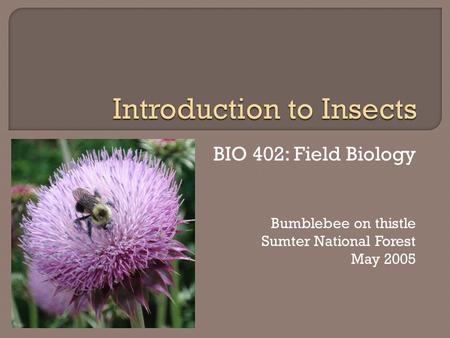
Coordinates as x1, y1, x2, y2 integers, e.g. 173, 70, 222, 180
12, 140, 138, 185
11, 139, 195, 328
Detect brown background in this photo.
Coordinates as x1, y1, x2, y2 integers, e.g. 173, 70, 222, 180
2, 1, 449, 338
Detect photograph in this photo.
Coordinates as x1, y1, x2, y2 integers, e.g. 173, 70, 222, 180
11, 139, 195, 328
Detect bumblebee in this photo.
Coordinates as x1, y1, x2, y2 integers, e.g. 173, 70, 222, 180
73, 188, 114, 238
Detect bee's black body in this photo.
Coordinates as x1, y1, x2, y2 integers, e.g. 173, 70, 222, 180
72, 188, 114, 239
73, 188, 99, 214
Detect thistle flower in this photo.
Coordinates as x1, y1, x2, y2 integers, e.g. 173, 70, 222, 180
11, 184, 37, 247
20, 149, 191, 320
12, 184, 37, 199
28, 263, 82, 316
141, 139, 195, 175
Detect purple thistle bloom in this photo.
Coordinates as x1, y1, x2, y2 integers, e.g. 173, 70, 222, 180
21, 149, 191, 318
11, 184, 37, 247
11, 184, 37, 199
28, 263, 83, 316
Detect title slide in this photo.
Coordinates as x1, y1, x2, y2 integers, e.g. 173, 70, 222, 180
2, 3, 449, 338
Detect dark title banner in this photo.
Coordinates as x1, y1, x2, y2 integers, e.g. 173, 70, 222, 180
9, 8, 441, 130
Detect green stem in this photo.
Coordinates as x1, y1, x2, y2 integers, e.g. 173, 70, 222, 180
129, 301, 145, 328
73, 315, 84, 328
11, 295, 23, 328
57, 139, 72, 165
28, 300, 38, 328
170, 261, 182, 328
155, 294, 167, 327
96, 315, 105, 328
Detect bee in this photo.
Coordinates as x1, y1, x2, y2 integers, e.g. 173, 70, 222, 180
73, 188, 114, 238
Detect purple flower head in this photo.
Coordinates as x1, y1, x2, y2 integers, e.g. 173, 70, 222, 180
11, 184, 37, 247
11, 184, 37, 200
153, 138, 177, 145
28, 263, 84, 316
21, 149, 191, 318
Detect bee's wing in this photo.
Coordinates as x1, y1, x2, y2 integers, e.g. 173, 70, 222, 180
73, 187, 91, 201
